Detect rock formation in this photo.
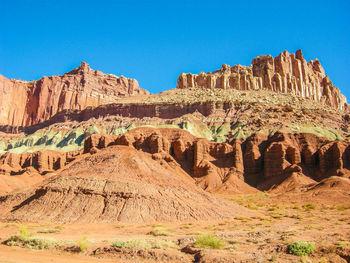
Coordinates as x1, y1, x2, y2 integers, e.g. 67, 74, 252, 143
83, 128, 350, 190
3, 127, 350, 194
0, 150, 80, 175
0, 62, 149, 127
0, 49, 350, 206
177, 50, 347, 110
2, 127, 350, 221
1, 145, 257, 223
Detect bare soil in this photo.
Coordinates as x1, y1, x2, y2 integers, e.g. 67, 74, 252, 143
0, 191, 349, 262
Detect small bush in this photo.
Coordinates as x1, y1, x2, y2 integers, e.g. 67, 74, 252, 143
194, 234, 224, 249
246, 203, 258, 210
112, 241, 135, 248
37, 228, 61, 234
112, 239, 176, 249
54, 225, 64, 230
336, 241, 350, 248
288, 241, 315, 256
19, 225, 31, 239
336, 205, 350, 211
77, 236, 89, 251
179, 224, 194, 229
3, 225, 55, 250
4, 234, 55, 250
234, 216, 249, 222
147, 226, 170, 236
302, 204, 316, 211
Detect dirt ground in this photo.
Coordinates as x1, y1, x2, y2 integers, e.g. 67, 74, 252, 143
0, 193, 349, 263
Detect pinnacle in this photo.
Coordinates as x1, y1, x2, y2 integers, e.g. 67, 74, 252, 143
78, 61, 91, 72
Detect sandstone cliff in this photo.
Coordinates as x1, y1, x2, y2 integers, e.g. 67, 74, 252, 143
3, 127, 350, 194
177, 50, 347, 110
0, 62, 149, 127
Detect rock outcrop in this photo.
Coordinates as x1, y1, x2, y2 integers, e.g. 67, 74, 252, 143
0, 62, 149, 127
177, 50, 347, 110
1, 145, 257, 223
0, 150, 81, 175
1, 127, 350, 199
81, 128, 350, 191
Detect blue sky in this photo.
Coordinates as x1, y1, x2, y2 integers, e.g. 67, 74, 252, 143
1, 0, 349, 98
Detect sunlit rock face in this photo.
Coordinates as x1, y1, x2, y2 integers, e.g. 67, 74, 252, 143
177, 50, 347, 110
0, 62, 149, 127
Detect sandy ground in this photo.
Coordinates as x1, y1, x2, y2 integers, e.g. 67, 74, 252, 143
0, 193, 349, 262
0, 245, 125, 263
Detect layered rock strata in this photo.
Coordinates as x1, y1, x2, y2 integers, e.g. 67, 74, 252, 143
2, 128, 350, 194
0, 150, 81, 175
0, 62, 149, 127
1, 145, 256, 223
177, 50, 347, 110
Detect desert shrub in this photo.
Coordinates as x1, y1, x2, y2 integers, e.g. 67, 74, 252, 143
22, 237, 54, 249
336, 241, 350, 248
336, 205, 350, 211
288, 241, 315, 256
147, 226, 170, 236
112, 239, 176, 249
77, 236, 89, 251
179, 224, 194, 229
302, 204, 316, 211
37, 228, 61, 234
3, 225, 54, 250
226, 193, 269, 203
4, 234, 55, 250
19, 225, 31, 239
194, 234, 224, 249
234, 216, 249, 222
112, 241, 132, 248
246, 203, 258, 210
54, 225, 64, 230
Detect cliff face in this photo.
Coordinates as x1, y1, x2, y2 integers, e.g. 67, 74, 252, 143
177, 50, 347, 110
3, 127, 350, 194
0, 62, 149, 127
81, 128, 350, 189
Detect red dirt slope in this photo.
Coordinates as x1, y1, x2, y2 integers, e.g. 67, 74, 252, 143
2, 145, 258, 223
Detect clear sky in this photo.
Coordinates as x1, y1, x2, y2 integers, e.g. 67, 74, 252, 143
1, 0, 349, 98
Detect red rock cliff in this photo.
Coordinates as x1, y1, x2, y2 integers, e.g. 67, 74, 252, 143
0, 62, 149, 127
177, 50, 347, 110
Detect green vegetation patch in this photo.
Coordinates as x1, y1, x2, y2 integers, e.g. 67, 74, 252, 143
112, 239, 177, 249
147, 226, 171, 236
194, 234, 224, 249
3, 226, 56, 250
77, 236, 89, 251
302, 203, 316, 211
225, 192, 270, 203
290, 125, 344, 141
288, 241, 315, 256
336, 241, 350, 248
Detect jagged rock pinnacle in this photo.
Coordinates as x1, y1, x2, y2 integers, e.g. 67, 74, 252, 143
78, 61, 91, 72
176, 50, 347, 110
